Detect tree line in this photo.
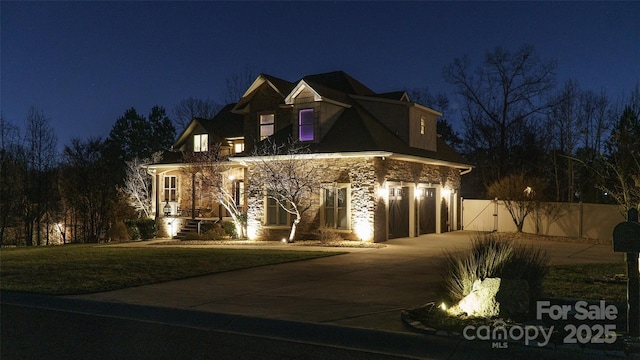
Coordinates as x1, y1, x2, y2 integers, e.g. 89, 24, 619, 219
1, 46, 638, 245
421, 45, 639, 212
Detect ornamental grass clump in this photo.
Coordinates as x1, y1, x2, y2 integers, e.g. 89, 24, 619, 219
439, 232, 549, 303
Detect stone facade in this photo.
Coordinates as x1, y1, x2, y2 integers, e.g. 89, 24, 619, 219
244, 156, 462, 242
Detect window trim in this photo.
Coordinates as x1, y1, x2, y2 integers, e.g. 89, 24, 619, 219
194, 134, 209, 152
259, 113, 275, 141
298, 108, 315, 141
321, 183, 350, 230
163, 175, 177, 202
264, 192, 290, 227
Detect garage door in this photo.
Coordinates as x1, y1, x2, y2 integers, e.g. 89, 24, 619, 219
389, 186, 409, 239
419, 188, 436, 234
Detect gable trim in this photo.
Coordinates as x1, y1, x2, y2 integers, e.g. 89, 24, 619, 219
285, 80, 321, 103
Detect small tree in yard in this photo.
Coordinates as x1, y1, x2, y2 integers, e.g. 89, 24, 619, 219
182, 144, 246, 238
487, 173, 547, 232
249, 138, 321, 242
121, 152, 162, 218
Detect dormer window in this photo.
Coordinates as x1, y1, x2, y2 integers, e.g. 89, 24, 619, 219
260, 114, 274, 140
194, 134, 208, 152
420, 116, 426, 135
299, 109, 314, 141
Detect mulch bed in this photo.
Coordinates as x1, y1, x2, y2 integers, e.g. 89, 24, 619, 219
153, 239, 386, 248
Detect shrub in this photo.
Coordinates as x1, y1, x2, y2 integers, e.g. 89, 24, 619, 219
318, 226, 344, 243
181, 221, 226, 240
438, 232, 549, 303
202, 226, 226, 240
125, 220, 141, 240
125, 219, 157, 240
136, 219, 156, 239
107, 221, 131, 242
221, 221, 237, 238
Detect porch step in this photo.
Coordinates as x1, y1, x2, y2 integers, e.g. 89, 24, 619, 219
173, 219, 201, 240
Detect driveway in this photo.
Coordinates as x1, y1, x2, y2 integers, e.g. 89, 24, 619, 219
71, 231, 624, 333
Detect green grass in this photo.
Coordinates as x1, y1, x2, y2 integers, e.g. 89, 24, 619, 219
543, 262, 627, 302
0, 245, 343, 295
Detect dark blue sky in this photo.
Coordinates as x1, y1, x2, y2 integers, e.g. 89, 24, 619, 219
2, 1, 639, 149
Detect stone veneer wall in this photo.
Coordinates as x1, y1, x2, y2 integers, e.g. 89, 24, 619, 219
245, 156, 461, 242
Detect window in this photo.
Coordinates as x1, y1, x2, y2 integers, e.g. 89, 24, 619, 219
194, 134, 208, 152
266, 196, 288, 226
420, 116, 425, 135
233, 141, 244, 154
299, 109, 314, 141
260, 114, 275, 140
163, 176, 177, 202
324, 186, 348, 229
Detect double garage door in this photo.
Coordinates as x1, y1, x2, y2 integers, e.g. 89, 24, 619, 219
388, 186, 438, 239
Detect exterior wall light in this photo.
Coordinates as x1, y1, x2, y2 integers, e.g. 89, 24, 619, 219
163, 200, 172, 216
441, 188, 451, 199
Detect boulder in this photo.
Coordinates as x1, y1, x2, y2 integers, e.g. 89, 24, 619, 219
449, 278, 529, 318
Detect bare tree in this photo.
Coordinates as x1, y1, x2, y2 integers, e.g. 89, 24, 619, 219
444, 44, 557, 186
60, 138, 116, 243
248, 138, 321, 242
181, 144, 246, 237
546, 80, 612, 202
0, 114, 25, 244
487, 173, 548, 232
173, 97, 221, 133
599, 90, 640, 211
22, 107, 58, 246
121, 152, 163, 218
224, 67, 256, 104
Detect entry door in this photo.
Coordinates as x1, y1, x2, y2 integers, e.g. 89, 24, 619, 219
419, 188, 436, 234
389, 187, 409, 239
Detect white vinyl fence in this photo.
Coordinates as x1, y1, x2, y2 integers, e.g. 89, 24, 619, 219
462, 199, 627, 241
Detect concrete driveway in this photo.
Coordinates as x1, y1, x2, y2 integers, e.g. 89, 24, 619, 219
71, 231, 624, 333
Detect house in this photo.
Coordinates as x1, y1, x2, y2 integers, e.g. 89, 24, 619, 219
146, 71, 473, 242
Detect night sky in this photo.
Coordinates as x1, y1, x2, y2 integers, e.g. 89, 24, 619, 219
2, 1, 639, 150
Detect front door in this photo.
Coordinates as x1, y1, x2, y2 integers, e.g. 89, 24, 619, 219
389, 187, 409, 239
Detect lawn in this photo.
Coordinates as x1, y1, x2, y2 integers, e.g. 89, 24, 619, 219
0, 244, 343, 295
543, 262, 627, 302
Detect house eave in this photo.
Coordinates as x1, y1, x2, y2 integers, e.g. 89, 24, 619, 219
230, 151, 393, 165
387, 153, 473, 171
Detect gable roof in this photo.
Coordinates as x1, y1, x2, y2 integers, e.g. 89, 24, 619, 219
164, 70, 471, 170
173, 103, 243, 149
302, 71, 376, 96
241, 99, 469, 168
232, 74, 294, 113
314, 102, 469, 167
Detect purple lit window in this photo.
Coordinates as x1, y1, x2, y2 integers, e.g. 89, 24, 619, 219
299, 109, 314, 141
